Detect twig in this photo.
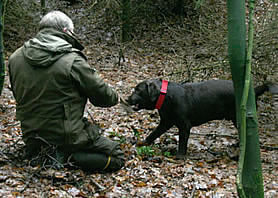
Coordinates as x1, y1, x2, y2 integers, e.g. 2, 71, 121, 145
190, 132, 237, 139
260, 145, 278, 151
46, 154, 64, 168
86, 108, 96, 123
33, 136, 51, 147
189, 184, 196, 198
88, 0, 98, 9
90, 178, 106, 191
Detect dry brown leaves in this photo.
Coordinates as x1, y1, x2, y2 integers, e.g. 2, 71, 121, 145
1, 0, 277, 197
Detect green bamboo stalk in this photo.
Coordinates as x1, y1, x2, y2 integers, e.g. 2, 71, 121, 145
228, 0, 264, 196
226, 0, 247, 196
226, 0, 246, 126
226, 0, 265, 196
239, 0, 264, 196
236, 0, 254, 194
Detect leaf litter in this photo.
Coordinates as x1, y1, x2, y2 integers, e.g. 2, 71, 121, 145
1, 0, 277, 197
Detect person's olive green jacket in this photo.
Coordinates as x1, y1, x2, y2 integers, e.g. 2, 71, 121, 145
8, 28, 119, 152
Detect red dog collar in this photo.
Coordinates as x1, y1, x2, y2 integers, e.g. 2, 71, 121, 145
155, 80, 168, 110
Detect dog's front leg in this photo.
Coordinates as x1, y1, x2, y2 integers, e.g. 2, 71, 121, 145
138, 120, 173, 146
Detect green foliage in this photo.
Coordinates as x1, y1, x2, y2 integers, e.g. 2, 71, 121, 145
108, 131, 120, 137
137, 145, 174, 158
194, 0, 205, 10
137, 146, 155, 157
132, 128, 140, 138
163, 151, 172, 157
108, 131, 126, 144
136, 145, 173, 158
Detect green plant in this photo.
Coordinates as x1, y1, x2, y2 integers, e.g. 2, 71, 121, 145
136, 146, 155, 157
109, 131, 120, 137
108, 131, 126, 144
132, 128, 140, 138
119, 136, 126, 144
163, 151, 172, 157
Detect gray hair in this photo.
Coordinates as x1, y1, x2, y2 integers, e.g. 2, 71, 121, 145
39, 11, 74, 33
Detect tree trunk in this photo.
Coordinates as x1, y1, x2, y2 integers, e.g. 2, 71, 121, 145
227, 0, 264, 197
0, 0, 6, 96
121, 0, 130, 43
41, 0, 46, 15
174, 0, 184, 16
41, 0, 45, 8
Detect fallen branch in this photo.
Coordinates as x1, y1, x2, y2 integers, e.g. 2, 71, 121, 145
260, 145, 278, 151
189, 184, 196, 198
90, 178, 106, 191
190, 132, 237, 139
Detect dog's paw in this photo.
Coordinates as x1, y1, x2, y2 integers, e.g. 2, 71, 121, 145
176, 154, 187, 160
136, 140, 149, 147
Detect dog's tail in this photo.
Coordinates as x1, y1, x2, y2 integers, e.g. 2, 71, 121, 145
256, 82, 278, 128
255, 82, 278, 98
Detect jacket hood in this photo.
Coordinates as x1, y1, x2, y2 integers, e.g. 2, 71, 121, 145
23, 28, 84, 67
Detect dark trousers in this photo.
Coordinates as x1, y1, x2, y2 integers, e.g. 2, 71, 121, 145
25, 120, 125, 172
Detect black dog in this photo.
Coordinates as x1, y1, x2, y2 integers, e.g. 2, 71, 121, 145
127, 79, 276, 159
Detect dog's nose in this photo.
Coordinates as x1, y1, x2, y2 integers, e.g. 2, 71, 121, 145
127, 96, 133, 104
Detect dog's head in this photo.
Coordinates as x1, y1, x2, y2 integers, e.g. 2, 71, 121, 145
127, 79, 161, 111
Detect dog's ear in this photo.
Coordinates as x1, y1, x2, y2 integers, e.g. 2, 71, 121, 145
147, 80, 161, 102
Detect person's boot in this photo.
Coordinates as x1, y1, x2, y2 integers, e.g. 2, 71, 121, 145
72, 152, 124, 172
72, 152, 107, 171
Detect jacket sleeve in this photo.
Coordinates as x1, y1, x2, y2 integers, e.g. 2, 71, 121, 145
70, 54, 119, 107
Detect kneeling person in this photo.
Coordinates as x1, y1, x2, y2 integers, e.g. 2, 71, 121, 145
8, 11, 124, 172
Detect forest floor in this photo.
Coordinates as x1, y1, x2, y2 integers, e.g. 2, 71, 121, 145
0, 0, 277, 197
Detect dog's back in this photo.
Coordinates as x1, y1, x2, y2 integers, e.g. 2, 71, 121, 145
181, 80, 235, 126
181, 80, 275, 127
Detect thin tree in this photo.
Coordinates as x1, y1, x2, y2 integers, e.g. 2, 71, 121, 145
173, 0, 185, 15
121, 0, 130, 43
227, 0, 264, 197
0, 0, 7, 96
118, 0, 130, 65
41, 0, 46, 15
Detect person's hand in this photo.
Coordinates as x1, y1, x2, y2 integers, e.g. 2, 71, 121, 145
118, 94, 133, 113
119, 95, 128, 105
